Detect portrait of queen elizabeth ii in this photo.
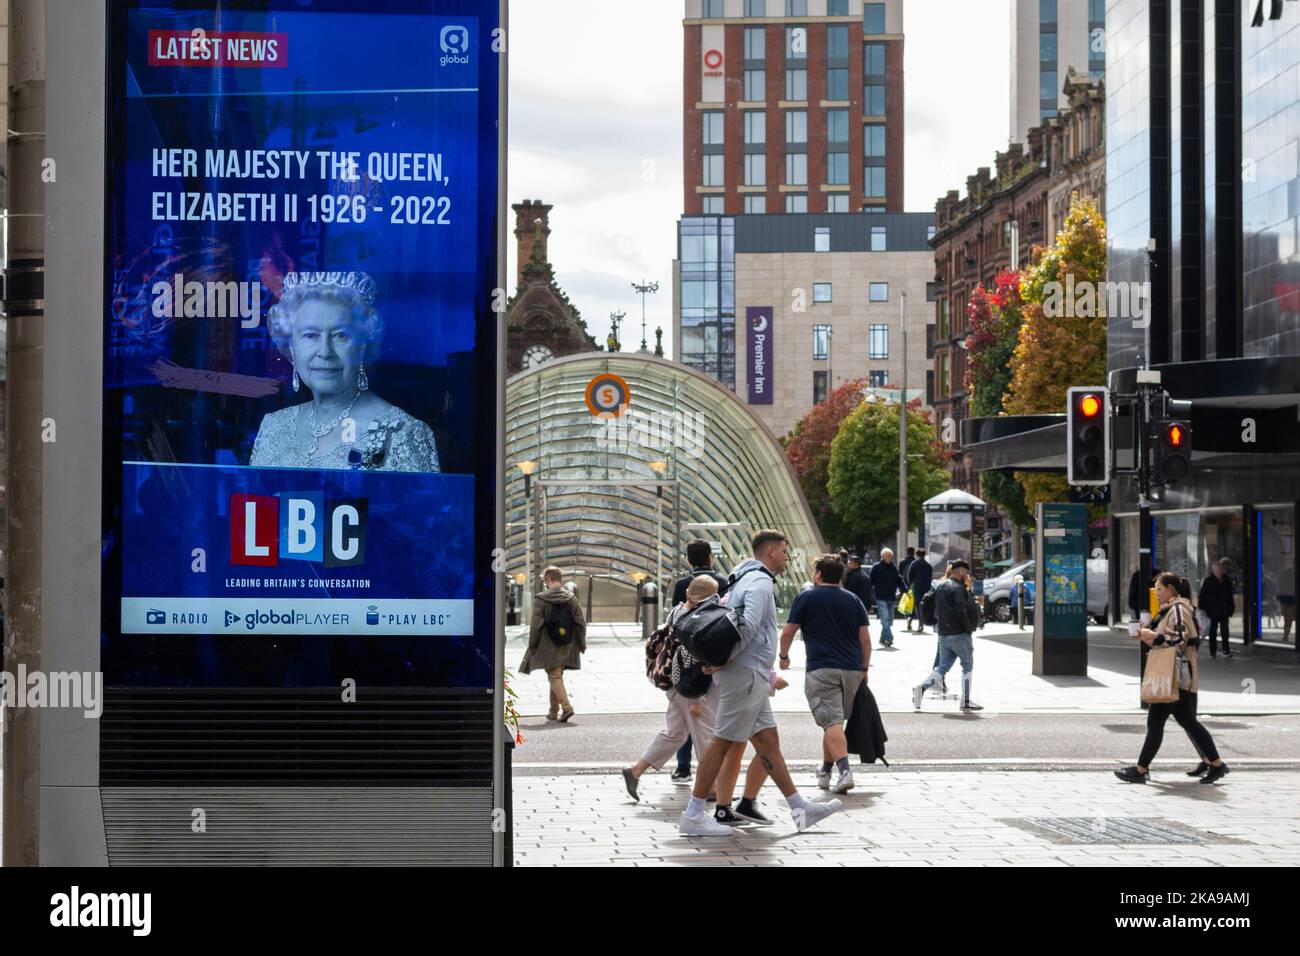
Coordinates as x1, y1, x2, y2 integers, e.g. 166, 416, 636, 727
250, 270, 440, 472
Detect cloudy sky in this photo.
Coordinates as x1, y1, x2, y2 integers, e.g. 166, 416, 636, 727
507, 0, 1011, 357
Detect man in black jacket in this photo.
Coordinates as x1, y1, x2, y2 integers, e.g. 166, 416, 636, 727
843, 555, 872, 609
905, 554, 934, 634
911, 560, 983, 711
1197, 560, 1235, 659
868, 548, 907, 647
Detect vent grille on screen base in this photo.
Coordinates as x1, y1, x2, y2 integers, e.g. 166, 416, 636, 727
101, 787, 495, 866
100, 688, 495, 786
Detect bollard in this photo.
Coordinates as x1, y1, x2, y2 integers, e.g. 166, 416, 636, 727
1015, 575, 1026, 630
641, 581, 659, 642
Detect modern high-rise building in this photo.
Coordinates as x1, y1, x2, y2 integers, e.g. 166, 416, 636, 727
683, 0, 905, 216
1010, 0, 1106, 144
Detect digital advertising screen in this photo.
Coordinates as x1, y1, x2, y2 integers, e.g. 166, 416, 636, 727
102, 0, 502, 687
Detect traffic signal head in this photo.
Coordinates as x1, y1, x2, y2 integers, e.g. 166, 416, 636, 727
1155, 419, 1193, 483
1067, 386, 1110, 485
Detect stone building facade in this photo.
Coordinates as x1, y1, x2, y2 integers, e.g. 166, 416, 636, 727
505, 200, 598, 375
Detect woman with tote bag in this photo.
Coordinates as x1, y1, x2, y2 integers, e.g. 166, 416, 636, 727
1116, 572, 1231, 786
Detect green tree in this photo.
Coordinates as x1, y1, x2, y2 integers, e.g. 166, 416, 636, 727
783, 377, 870, 547
827, 398, 949, 550
964, 270, 1034, 528
1003, 195, 1109, 518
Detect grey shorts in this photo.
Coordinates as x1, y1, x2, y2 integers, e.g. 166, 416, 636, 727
712, 665, 777, 742
805, 668, 865, 729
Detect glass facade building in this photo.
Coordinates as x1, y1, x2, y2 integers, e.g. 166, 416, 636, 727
678, 216, 736, 388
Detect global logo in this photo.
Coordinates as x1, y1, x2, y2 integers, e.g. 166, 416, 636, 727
751, 312, 769, 333
224, 610, 240, 627
440, 24, 470, 66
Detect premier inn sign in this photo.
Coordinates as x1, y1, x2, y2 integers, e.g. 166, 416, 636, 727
747, 306, 773, 405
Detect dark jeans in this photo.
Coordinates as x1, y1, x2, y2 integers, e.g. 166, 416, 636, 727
1206, 615, 1231, 656
676, 737, 693, 771
1138, 690, 1220, 767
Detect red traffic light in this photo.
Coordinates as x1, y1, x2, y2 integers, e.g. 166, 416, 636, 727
1079, 393, 1102, 417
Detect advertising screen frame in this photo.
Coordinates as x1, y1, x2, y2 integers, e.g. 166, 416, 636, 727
99, 0, 507, 695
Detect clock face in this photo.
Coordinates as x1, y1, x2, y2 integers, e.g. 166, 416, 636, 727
522, 345, 554, 370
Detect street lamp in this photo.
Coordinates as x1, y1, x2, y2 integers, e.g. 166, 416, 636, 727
649, 460, 668, 601
516, 460, 539, 620
631, 279, 659, 353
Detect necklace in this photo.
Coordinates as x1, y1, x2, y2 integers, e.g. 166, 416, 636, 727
306, 388, 362, 458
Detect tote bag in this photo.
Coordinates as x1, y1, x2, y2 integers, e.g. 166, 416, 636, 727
1141, 644, 1181, 704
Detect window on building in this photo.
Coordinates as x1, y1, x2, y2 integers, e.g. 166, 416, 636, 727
869, 323, 889, 358
1089, 0, 1104, 20
813, 370, 829, 405
745, 0, 766, 15
1039, 70, 1057, 101
744, 153, 766, 186
827, 109, 849, 143
703, 0, 725, 17
937, 353, 949, 397
785, 110, 807, 143
864, 42, 886, 76
863, 3, 886, 34
703, 154, 724, 186
827, 24, 849, 59
786, 193, 808, 213
871, 225, 887, 251
744, 111, 766, 144
786, 152, 808, 185
864, 123, 886, 156
827, 152, 849, 185
702, 195, 724, 214
813, 324, 831, 360
927, 224, 937, 241
744, 69, 766, 101
827, 194, 849, 213
1040, 31, 1057, 65
1039, 0, 1057, 23
864, 84, 886, 115
786, 0, 807, 15
865, 166, 886, 198
814, 226, 831, 252
827, 0, 848, 14
703, 111, 724, 145
938, 298, 949, 338
786, 26, 807, 60
744, 194, 766, 213
868, 369, 889, 388
744, 25, 765, 60
826, 67, 849, 100
869, 282, 889, 302
814, 283, 832, 303
785, 67, 807, 101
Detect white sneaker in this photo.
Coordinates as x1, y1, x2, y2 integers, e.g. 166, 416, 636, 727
831, 768, 855, 794
815, 769, 832, 790
795, 798, 843, 832
912, 684, 924, 710
679, 812, 737, 837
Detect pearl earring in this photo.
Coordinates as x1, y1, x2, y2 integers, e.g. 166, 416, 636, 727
292, 366, 300, 392
358, 363, 369, 392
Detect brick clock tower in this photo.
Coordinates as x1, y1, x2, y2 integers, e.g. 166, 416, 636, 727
505, 199, 598, 374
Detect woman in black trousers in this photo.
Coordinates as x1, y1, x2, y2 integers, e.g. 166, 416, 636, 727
1115, 573, 1231, 786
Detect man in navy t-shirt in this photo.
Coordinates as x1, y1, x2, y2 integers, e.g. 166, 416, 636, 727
779, 555, 872, 795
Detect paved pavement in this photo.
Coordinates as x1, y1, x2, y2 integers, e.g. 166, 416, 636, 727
509, 617, 1300, 867
513, 768, 1300, 867
507, 620, 1300, 717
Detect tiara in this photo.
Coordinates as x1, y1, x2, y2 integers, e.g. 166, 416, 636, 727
282, 271, 378, 304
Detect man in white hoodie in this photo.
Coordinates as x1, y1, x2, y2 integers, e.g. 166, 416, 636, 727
678, 529, 844, 836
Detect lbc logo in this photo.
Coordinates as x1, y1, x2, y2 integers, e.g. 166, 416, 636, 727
230, 493, 367, 567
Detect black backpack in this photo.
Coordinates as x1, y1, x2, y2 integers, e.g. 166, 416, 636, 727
545, 600, 576, 645
920, 589, 937, 627
670, 644, 713, 698
673, 595, 743, 667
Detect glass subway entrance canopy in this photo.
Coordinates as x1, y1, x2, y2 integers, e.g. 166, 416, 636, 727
506, 354, 825, 614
